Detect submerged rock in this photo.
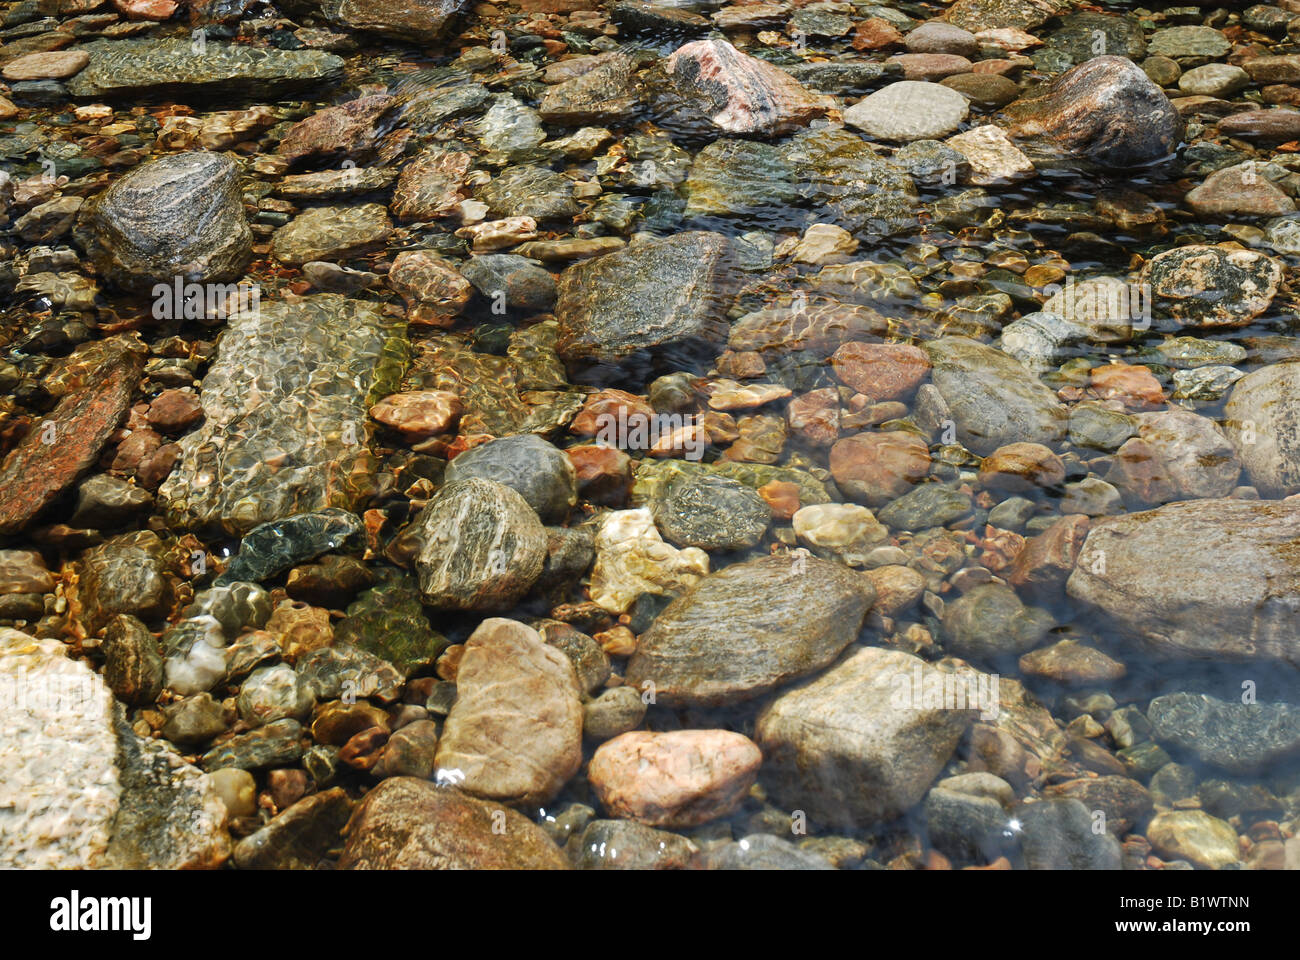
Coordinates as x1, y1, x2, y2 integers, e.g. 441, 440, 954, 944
412, 478, 547, 611
1224, 362, 1300, 497
66, 39, 344, 100
648, 37, 829, 139
159, 295, 406, 535
1004, 55, 1181, 168
78, 151, 250, 293
1149, 691, 1300, 774
555, 231, 734, 376
340, 777, 568, 869
434, 619, 583, 806
756, 646, 983, 827
1067, 498, 1300, 664
0, 336, 144, 535
625, 553, 874, 706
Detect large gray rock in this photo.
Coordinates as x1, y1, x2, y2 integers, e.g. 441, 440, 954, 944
159, 295, 406, 535
924, 337, 1068, 454
756, 647, 982, 827
555, 231, 734, 377
1067, 498, 1300, 664
1224, 362, 1300, 497
66, 39, 344, 101
625, 554, 874, 706
444, 435, 576, 523
413, 478, 547, 610
1004, 55, 1182, 168
78, 151, 251, 292
434, 619, 583, 805
1149, 691, 1300, 774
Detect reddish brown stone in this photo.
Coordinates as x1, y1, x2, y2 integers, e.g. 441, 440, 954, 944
145, 389, 203, 434
569, 389, 656, 437
111, 0, 177, 19
566, 444, 632, 506
758, 480, 801, 520
714, 350, 766, 379
786, 387, 840, 446
830, 341, 930, 401
340, 726, 390, 772
853, 17, 905, 50
978, 442, 1066, 492
275, 94, 398, 166
369, 390, 463, 440
1007, 514, 1089, 596
1105, 437, 1176, 507
137, 442, 180, 491
1090, 363, 1166, 410
110, 427, 163, 476
0, 336, 144, 535
829, 431, 931, 506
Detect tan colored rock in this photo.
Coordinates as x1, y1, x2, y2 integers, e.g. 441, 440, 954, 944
830, 431, 931, 506
340, 778, 568, 869
978, 442, 1065, 492
589, 508, 709, 613
831, 341, 931, 401
369, 390, 463, 439
863, 564, 925, 617
588, 730, 761, 827
434, 619, 583, 806
2, 50, 90, 81
946, 125, 1035, 184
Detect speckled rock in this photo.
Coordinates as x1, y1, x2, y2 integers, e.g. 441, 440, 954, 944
650, 471, 770, 550
1142, 245, 1282, 329
1148, 691, 1300, 773
1224, 362, 1300, 497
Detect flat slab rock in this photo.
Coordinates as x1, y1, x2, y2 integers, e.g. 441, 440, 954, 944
159, 294, 406, 535
434, 618, 583, 805
1067, 498, 1300, 664
0, 335, 144, 535
339, 777, 569, 869
756, 646, 983, 827
0, 629, 229, 869
65, 39, 345, 101
625, 553, 875, 707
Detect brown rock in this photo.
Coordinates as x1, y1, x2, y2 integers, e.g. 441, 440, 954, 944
1007, 514, 1089, 596
390, 148, 471, 222
340, 777, 569, 869
433, 618, 583, 806
275, 94, 398, 167
1185, 165, 1296, 218
829, 431, 931, 506
569, 388, 656, 437
831, 341, 930, 401
145, 389, 202, 434
1218, 109, 1300, 143
0, 337, 144, 535
758, 480, 801, 520
1090, 363, 1166, 410
566, 444, 632, 506
369, 390, 463, 440
888, 53, 973, 81
1, 50, 90, 81
787, 387, 840, 447
387, 250, 473, 325
588, 730, 761, 828
1019, 639, 1126, 685
852, 17, 904, 50
978, 442, 1065, 491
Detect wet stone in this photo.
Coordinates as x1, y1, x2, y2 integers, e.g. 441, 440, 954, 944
626, 553, 874, 707
201, 718, 305, 771
444, 435, 576, 523
159, 295, 407, 535
649, 471, 770, 551
217, 509, 362, 586
233, 787, 354, 870
1148, 692, 1300, 774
